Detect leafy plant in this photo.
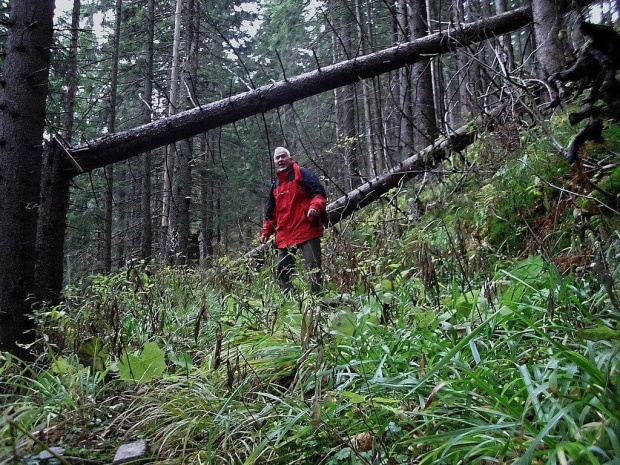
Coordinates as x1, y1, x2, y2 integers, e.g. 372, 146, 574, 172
118, 342, 167, 383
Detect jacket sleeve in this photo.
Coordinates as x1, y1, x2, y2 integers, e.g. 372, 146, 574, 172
300, 167, 327, 212
261, 183, 277, 238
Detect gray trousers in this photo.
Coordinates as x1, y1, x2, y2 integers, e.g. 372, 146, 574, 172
276, 237, 322, 293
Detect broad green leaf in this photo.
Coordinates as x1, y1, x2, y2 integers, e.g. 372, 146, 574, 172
332, 447, 352, 460
329, 310, 356, 337
170, 351, 194, 370
51, 356, 74, 375
78, 337, 108, 372
509, 255, 545, 281
502, 284, 525, 309
119, 341, 166, 383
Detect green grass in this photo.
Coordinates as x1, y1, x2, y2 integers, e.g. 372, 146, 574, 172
2, 117, 620, 464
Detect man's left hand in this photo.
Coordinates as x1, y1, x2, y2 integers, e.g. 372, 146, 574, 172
307, 208, 318, 219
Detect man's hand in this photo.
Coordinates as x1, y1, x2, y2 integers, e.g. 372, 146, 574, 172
259, 235, 268, 244
307, 208, 319, 219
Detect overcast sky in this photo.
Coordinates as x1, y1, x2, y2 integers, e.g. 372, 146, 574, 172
55, 0, 73, 15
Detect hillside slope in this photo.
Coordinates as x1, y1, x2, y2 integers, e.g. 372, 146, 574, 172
2, 108, 620, 464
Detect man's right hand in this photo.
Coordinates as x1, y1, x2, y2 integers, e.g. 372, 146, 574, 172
259, 235, 268, 244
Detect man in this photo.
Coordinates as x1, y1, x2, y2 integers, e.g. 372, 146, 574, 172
260, 147, 327, 293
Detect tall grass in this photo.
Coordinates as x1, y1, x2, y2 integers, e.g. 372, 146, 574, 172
2, 125, 620, 463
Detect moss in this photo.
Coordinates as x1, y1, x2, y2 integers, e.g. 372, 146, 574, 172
600, 165, 620, 197
488, 217, 524, 252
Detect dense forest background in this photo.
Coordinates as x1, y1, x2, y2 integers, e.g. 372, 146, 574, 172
2, 0, 620, 463
45, 0, 556, 280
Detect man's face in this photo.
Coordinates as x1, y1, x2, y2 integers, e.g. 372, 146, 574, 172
274, 150, 294, 171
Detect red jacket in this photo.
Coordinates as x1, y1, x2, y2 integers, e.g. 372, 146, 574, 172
261, 162, 327, 248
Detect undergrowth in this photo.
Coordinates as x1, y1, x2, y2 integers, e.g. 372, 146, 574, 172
2, 116, 620, 464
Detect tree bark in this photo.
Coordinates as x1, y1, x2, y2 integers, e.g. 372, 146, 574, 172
496, 0, 515, 72
162, 0, 184, 259
327, 105, 506, 223
354, 0, 375, 178
386, 8, 401, 167
172, 0, 200, 265
397, 0, 413, 160
35, 0, 81, 306
200, 132, 215, 263
531, 0, 567, 77
103, 0, 123, 274
35, 143, 72, 306
103, 165, 114, 273
116, 164, 127, 269
64, 0, 81, 143
452, 0, 471, 126
67, 6, 533, 175
0, 0, 55, 359
410, 0, 438, 150
140, 0, 155, 260
339, 1, 359, 189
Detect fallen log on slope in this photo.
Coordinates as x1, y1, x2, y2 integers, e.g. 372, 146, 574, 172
326, 106, 505, 224
36, 7, 533, 303
246, 104, 508, 261
66, 8, 531, 175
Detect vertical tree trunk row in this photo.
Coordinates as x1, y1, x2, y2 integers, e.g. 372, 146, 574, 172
531, 0, 567, 77
140, 0, 156, 261
102, 0, 123, 274
162, 0, 184, 260
397, 0, 413, 161
410, 0, 438, 151
0, 0, 55, 358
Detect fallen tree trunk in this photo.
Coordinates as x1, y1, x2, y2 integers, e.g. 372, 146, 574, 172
36, 7, 532, 304
247, 105, 508, 260
67, 6, 531, 175
326, 119, 493, 225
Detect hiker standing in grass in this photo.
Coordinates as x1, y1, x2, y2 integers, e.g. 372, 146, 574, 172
260, 147, 328, 293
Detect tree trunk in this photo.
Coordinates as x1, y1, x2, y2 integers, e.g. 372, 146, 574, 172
410, 0, 438, 150
64, 0, 81, 143
162, 0, 184, 259
0, 0, 55, 359
140, 0, 155, 260
36, 144, 72, 307
397, 0, 413, 160
496, 0, 515, 72
531, 0, 567, 77
116, 164, 127, 269
103, 165, 114, 273
103, 0, 123, 274
339, 2, 359, 189
172, 0, 200, 265
426, 0, 445, 141
68, 6, 533, 174
386, 8, 401, 166
452, 0, 471, 125
355, 0, 377, 177
328, 105, 506, 223
200, 133, 215, 263
467, 0, 487, 109
35, 0, 81, 306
